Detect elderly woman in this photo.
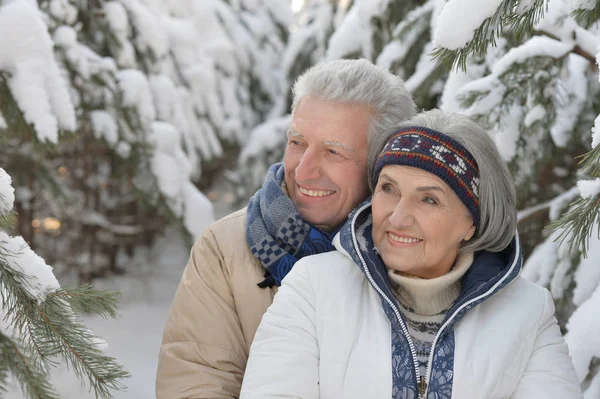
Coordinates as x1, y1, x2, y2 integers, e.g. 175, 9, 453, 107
239, 110, 582, 399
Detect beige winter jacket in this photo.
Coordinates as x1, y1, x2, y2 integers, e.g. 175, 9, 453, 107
156, 207, 277, 399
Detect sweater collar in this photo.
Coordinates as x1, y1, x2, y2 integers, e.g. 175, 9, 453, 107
388, 252, 474, 316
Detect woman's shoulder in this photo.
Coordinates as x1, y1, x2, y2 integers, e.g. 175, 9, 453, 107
283, 250, 366, 292
476, 276, 554, 323
498, 276, 552, 305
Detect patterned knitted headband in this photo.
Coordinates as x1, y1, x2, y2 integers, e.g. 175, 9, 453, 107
373, 126, 480, 226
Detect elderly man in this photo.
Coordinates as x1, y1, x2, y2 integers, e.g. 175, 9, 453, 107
156, 59, 416, 398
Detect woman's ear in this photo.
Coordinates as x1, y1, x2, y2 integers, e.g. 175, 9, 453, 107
464, 223, 476, 242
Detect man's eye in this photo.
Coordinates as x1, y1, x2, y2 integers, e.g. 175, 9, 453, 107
289, 140, 302, 146
328, 148, 340, 155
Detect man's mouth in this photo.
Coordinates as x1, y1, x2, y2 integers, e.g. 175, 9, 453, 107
298, 186, 335, 197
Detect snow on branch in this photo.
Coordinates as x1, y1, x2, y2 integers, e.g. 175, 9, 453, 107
0, 1, 75, 143
565, 283, 600, 382
432, 0, 546, 70
0, 168, 15, 216
434, 0, 503, 51
0, 232, 60, 303
491, 36, 572, 76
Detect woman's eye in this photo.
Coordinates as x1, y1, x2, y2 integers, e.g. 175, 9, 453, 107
380, 183, 393, 193
423, 196, 439, 205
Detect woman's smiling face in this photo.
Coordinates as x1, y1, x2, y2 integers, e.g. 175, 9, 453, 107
371, 165, 476, 279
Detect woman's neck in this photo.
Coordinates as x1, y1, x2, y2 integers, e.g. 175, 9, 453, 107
388, 252, 474, 316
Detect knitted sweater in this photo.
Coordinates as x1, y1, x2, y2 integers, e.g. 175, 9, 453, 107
388, 252, 474, 377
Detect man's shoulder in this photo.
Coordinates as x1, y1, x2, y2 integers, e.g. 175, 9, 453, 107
206, 207, 248, 237
194, 207, 254, 261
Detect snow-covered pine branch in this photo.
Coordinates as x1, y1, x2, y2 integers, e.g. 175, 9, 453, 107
0, 166, 128, 399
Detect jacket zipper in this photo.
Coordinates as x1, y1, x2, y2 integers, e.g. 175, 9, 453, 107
349, 205, 424, 397
421, 233, 522, 397
350, 203, 521, 399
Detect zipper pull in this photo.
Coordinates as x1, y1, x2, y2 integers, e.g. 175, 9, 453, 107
418, 376, 427, 398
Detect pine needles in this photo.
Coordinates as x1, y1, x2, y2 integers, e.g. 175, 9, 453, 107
0, 238, 129, 398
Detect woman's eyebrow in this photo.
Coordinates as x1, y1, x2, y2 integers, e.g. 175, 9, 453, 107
416, 185, 446, 194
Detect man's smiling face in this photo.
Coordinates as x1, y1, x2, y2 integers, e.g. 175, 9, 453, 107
283, 96, 372, 229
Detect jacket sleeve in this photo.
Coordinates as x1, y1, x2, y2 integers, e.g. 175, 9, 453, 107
511, 289, 583, 399
156, 228, 247, 399
240, 258, 319, 399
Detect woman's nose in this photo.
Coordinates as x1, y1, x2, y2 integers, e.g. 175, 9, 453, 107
388, 201, 415, 228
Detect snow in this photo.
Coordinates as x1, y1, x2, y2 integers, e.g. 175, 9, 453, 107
585, 372, 600, 399
48, 0, 77, 24
577, 178, 600, 199
0, 168, 15, 215
494, 101, 522, 162
326, 6, 365, 60
117, 69, 156, 124
239, 115, 292, 164
550, 54, 588, 148
121, 0, 169, 60
53, 25, 78, 48
405, 42, 438, 93
516, 0, 536, 14
458, 76, 505, 129
440, 61, 487, 113
523, 105, 546, 127
90, 110, 119, 145
565, 283, 600, 382
183, 182, 214, 239
522, 232, 560, 287
104, 1, 129, 34
0, 1, 76, 143
568, 0, 597, 9
491, 36, 572, 77
572, 223, 600, 306
148, 122, 214, 239
434, 0, 503, 50
103, 1, 136, 68
0, 231, 60, 302
593, 114, 600, 149
594, 49, 600, 149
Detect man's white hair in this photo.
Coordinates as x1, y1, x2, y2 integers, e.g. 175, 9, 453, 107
291, 59, 416, 144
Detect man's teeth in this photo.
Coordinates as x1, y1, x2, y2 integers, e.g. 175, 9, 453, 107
388, 233, 421, 243
299, 187, 334, 197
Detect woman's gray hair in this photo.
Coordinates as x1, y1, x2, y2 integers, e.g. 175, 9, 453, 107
292, 59, 416, 143
367, 109, 517, 253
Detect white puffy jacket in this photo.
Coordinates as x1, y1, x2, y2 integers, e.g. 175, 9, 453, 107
240, 203, 582, 399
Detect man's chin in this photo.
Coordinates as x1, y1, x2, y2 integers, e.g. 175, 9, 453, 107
297, 209, 333, 228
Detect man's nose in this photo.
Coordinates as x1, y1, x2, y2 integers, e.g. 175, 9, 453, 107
388, 200, 415, 228
295, 149, 321, 182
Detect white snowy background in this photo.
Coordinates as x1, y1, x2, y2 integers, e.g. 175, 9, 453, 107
2, 0, 600, 397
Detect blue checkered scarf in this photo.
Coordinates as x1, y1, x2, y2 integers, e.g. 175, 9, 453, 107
246, 163, 338, 287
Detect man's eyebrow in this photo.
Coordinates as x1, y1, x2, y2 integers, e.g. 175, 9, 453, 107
287, 129, 303, 138
323, 140, 355, 153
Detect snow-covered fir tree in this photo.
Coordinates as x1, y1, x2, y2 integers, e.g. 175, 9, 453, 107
0, 0, 291, 282
0, 167, 128, 399
237, 0, 600, 395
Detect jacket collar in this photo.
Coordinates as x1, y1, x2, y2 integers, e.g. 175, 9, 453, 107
334, 199, 522, 321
